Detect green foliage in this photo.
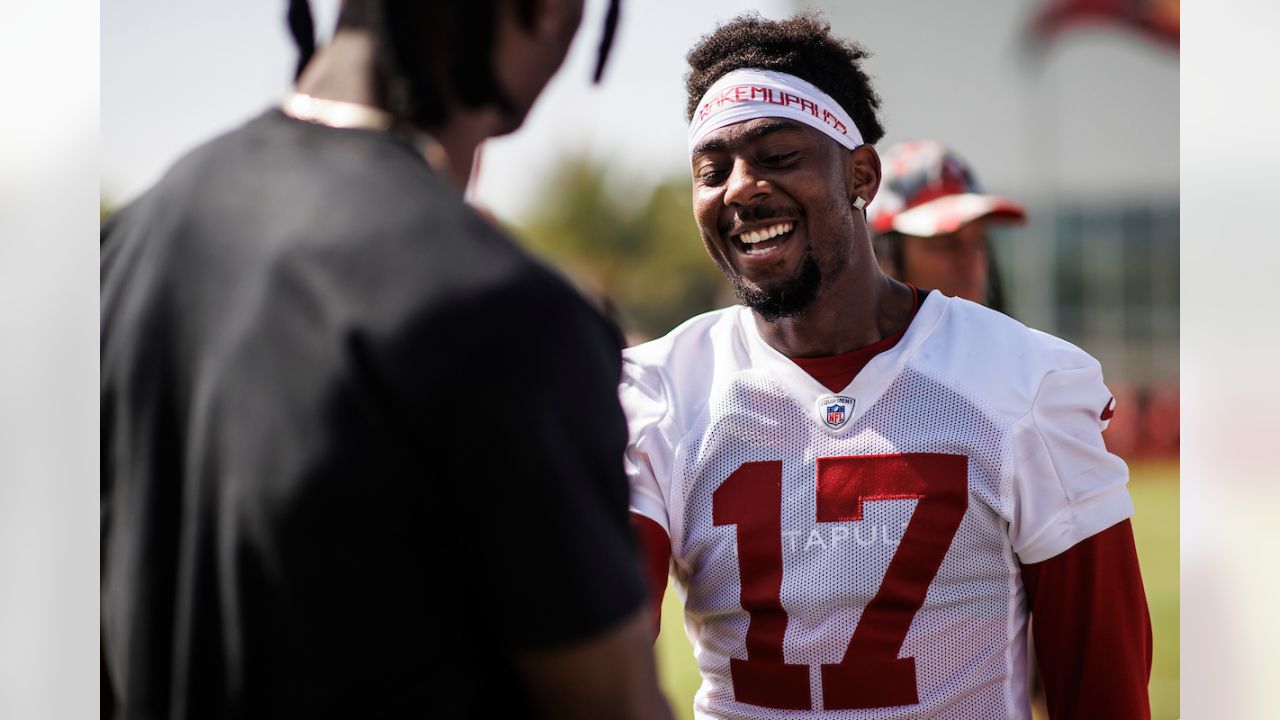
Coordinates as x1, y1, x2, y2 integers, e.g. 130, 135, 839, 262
513, 157, 731, 341
1127, 463, 1180, 720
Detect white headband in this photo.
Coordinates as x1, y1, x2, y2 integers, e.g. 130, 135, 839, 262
688, 68, 864, 154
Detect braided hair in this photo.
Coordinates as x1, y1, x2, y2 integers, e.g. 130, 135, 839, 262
288, 0, 621, 129
287, 0, 316, 80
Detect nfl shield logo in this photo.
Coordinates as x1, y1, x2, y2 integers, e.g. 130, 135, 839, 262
817, 395, 855, 430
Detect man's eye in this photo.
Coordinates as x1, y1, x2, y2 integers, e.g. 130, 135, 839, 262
699, 168, 728, 184
763, 151, 798, 166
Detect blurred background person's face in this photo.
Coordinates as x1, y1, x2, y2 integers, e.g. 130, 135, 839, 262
898, 219, 990, 304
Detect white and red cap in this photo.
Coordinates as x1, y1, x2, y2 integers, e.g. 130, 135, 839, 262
688, 68, 863, 154
868, 140, 1026, 237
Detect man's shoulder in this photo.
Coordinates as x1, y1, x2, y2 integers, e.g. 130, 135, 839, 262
151, 108, 445, 218
452, 247, 615, 342
936, 294, 1090, 351
106, 110, 455, 257
101, 108, 604, 382
911, 295, 1103, 419
618, 306, 745, 426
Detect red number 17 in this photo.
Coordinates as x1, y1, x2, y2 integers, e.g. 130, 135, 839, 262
711, 453, 968, 711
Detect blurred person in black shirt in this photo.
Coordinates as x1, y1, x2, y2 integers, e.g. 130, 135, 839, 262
101, 1, 669, 718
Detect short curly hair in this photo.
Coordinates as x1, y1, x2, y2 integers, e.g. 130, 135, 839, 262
684, 12, 885, 145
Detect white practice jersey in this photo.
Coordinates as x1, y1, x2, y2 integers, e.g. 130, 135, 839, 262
622, 293, 1132, 720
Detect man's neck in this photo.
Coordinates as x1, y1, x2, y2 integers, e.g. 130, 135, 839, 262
293, 29, 500, 189
754, 256, 917, 359
429, 109, 502, 190
295, 30, 381, 108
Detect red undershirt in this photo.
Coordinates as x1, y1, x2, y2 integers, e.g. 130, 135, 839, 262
630, 288, 1151, 717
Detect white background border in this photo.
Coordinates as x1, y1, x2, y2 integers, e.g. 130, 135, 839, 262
3, 0, 1279, 715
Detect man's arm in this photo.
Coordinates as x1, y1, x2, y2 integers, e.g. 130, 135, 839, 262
515, 606, 673, 719
426, 267, 668, 715
1021, 519, 1152, 719
631, 513, 673, 639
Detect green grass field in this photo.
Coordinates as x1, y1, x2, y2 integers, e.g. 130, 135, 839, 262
654, 462, 1180, 719
1128, 462, 1180, 720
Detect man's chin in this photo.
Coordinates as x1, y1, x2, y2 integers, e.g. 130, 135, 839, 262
729, 256, 823, 321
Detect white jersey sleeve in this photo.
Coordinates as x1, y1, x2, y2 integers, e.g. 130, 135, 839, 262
1007, 351, 1132, 564
620, 357, 673, 536
621, 309, 739, 546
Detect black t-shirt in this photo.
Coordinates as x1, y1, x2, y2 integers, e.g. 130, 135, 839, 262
101, 110, 647, 718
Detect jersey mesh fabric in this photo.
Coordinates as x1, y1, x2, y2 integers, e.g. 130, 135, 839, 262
675, 368, 1023, 719
625, 295, 1131, 720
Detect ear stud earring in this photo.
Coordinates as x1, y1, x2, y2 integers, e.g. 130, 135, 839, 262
852, 197, 867, 210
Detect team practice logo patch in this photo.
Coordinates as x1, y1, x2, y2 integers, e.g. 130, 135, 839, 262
817, 395, 855, 430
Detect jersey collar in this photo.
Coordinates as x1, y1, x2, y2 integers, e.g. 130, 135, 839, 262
738, 292, 951, 430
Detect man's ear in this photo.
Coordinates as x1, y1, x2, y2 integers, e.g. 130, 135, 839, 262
846, 144, 881, 208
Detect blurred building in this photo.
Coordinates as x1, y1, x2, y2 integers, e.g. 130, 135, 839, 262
810, 0, 1179, 458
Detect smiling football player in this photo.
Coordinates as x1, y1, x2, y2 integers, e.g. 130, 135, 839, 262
623, 12, 1152, 719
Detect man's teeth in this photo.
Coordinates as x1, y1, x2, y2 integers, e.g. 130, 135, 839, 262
740, 222, 795, 244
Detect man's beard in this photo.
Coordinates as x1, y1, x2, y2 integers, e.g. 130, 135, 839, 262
728, 249, 823, 321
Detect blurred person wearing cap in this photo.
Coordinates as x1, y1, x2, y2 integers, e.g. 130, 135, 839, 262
869, 140, 1026, 313
100, 2, 671, 719
621, 12, 1151, 719
870, 142, 1053, 715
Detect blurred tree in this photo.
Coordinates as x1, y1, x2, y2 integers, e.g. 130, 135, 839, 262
515, 157, 730, 342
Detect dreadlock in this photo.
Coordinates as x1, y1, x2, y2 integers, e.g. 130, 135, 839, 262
684, 11, 885, 145
288, 0, 621, 129
287, 0, 316, 80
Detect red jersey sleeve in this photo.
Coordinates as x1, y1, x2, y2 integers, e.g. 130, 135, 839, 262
1020, 519, 1153, 719
631, 512, 673, 640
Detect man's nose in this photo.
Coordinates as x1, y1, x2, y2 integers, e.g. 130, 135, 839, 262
723, 159, 771, 207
